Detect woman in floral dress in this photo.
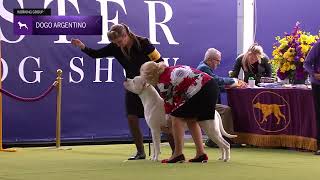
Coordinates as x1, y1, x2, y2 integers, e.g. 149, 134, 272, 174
140, 62, 222, 163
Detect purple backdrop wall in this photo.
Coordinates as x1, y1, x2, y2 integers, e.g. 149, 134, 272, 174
0, 0, 236, 143
255, 0, 320, 57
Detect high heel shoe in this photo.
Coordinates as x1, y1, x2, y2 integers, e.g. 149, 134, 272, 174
161, 154, 185, 163
188, 154, 208, 163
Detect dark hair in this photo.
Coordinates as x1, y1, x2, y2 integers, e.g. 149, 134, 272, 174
107, 23, 141, 59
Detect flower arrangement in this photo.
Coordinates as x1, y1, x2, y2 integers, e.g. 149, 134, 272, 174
270, 22, 319, 83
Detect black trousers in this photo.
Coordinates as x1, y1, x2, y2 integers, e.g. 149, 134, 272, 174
312, 84, 320, 142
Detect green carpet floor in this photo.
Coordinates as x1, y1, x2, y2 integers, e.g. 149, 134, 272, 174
0, 143, 319, 180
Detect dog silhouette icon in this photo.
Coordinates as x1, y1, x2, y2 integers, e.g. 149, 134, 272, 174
18, 21, 28, 29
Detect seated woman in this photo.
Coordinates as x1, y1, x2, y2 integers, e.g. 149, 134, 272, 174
230, 43, 272, 83
140, 62, 230, 163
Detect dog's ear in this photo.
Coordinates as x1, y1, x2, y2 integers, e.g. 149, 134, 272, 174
141, 78, 148, 87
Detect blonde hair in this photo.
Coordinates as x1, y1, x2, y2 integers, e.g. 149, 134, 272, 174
140, 61, 167, 85
241, 43, 264, 72
107, 23, 141, 59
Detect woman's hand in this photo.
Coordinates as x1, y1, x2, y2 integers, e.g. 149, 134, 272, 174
225, 79, 247, 89
71, 38, 85, 50
237, 80, 247, 88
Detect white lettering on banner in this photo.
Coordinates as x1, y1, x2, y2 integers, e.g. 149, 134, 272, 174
1, 56, 179, 83
163, 57, 179, 66
145, 1, 179, 45
90, 57, 179, 82
18, 56, 43, 83
96, 0, 127, 44
0, 0, 178, 45
0, 0, 25, 43
69, 57, 84, 83
44, 0, 80, 43
1, 58, 8, 81
93, 57, 114, 83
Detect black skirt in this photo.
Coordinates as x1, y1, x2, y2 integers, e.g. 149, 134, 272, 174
125, 90, 144, 118
171, 79, 219, 121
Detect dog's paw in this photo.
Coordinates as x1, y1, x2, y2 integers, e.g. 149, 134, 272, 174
223, 157, 230, 162
152, 157, 159, 161
150, 155, 159, 161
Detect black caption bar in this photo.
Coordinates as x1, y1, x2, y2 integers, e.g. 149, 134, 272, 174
14, 9, 51, 16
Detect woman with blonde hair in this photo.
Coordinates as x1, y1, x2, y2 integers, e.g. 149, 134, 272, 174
230, 43, 272, 83
140, 61, 225, 163
71, 23, 175, 160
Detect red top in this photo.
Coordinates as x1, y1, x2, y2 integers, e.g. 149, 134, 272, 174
157, 65, 212, 114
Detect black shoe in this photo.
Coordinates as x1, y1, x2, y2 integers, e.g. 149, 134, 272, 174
205, 139, 218, 148
128, 152, 146, 160
161, 154, 185, 163
188, 154, 208, 163
315, 150, 320, 155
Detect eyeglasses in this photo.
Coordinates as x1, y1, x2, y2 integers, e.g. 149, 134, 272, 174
212, 58, 221, 63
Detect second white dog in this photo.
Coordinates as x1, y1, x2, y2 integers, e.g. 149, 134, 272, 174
123, 76, 237, 162
123, 76, 166, 161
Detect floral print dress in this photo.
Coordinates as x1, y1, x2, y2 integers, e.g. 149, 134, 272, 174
157, 65, 212, 114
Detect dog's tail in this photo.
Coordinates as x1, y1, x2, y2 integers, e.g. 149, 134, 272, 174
217, 111, 237, 138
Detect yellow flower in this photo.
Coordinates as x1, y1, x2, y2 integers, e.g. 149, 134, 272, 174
288, 56, 294, 62
299, 34, 308, 43
272, 49, 277, 56
299, 58, 304, 62
306, 35, 317, 44
283, 52, 290, 59
290, 64, 296, 70
279, 37, 288, 44
280, 66, 286, 73
286, 36, 293, 42
288, 47, 295, 54
281, 62, 291, 72
282, 48, 295, 62
300, 44, 310, 54
278, 41, 288, 50
270, 59, 280, 67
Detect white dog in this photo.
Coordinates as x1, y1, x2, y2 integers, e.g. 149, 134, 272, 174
123, 76, 237, 162
123, 76, 166, 161
18, 21, 28, 29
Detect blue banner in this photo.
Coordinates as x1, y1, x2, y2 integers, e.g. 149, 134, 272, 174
0, 0, 237, 143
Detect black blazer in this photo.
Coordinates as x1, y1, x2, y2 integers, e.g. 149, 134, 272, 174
231, 54, 272, 83
81, 36, 163, 79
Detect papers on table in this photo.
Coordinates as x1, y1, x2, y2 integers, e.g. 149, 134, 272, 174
257, 83, 311, 89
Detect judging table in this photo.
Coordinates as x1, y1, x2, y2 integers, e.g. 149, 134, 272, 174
226, 87, 317, 151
